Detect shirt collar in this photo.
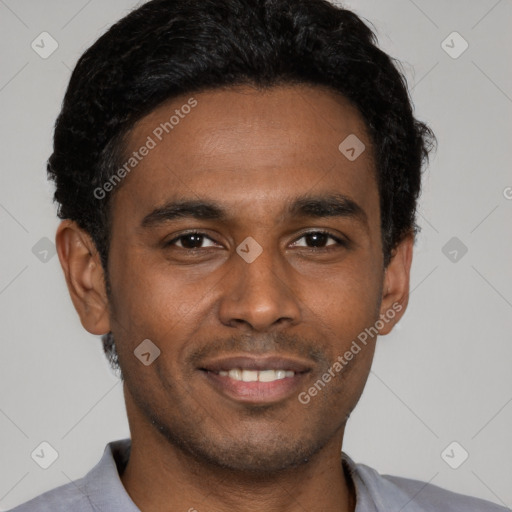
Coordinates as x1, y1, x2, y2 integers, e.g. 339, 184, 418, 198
82, 438, 139, 511
342, 452, 427, 512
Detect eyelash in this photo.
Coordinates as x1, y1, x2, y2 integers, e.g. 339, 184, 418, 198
164, 230, 347, 251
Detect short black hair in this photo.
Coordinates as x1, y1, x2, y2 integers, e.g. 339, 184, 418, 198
48, 0, 435, 372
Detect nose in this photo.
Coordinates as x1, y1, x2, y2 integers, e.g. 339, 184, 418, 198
218, 242, 301, 332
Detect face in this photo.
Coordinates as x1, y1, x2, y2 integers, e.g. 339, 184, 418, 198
62, 84, 411, 474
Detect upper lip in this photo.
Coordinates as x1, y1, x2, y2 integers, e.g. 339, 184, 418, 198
199, 355, 312, 373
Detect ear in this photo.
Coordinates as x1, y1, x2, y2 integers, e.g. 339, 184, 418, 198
55, 220, 111, 335
377, 233, 414, 335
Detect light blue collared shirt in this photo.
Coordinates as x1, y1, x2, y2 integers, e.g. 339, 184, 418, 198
8, 438, 509, 511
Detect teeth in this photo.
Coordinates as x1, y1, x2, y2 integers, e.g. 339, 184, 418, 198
228, 369, 241, 380
217, 369, 295, 382
242, 370, 258, 382
259, 370, 277, 382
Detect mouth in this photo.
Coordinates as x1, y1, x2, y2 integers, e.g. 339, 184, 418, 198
199, 355, 312, 404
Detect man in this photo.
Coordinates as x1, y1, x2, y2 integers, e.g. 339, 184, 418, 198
9, 0, 507, 510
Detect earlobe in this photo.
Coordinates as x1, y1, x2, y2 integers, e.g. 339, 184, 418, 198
378, 233, 414, 336
55, 220, 111, 335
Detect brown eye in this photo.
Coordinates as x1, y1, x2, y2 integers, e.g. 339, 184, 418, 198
165, 232, 218, 249
291, 231, 346, 249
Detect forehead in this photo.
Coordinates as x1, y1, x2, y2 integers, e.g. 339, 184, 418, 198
111, 84, 378, 228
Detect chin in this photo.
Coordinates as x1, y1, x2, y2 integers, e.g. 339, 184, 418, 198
157, 418, 328, 475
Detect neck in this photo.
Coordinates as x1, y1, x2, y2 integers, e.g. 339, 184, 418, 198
120, 417, 356, 512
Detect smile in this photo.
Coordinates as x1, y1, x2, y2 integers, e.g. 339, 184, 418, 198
216, 369, 295, 382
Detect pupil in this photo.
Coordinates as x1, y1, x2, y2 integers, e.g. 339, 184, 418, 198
307, 232, 327, 247
182, 234, 203, 248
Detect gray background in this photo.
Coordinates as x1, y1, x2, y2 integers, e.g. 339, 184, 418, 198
0, 0, 511, 509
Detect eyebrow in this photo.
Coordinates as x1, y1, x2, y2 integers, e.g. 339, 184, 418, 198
140, 193, 368, 230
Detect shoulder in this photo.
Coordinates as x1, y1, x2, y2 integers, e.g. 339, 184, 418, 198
385, 473, 507, 511
7, 439, 134, 512
6, 477, 91, 512
349, 458, 508, 511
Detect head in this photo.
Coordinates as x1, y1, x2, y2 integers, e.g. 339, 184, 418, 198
52, 0, 435, 474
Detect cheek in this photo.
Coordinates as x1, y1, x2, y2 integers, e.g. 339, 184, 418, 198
303, 259, 383, 339
107, 251, 169, 343
108, 251, 210, 361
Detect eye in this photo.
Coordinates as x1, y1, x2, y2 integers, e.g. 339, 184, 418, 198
163, 230, 347, 251
290, 231, 347, 249
165, 231, 219, 249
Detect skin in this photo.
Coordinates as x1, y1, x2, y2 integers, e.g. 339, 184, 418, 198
56, 84, 413, 512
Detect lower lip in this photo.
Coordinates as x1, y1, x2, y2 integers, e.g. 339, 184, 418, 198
202, 371, 308, 404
